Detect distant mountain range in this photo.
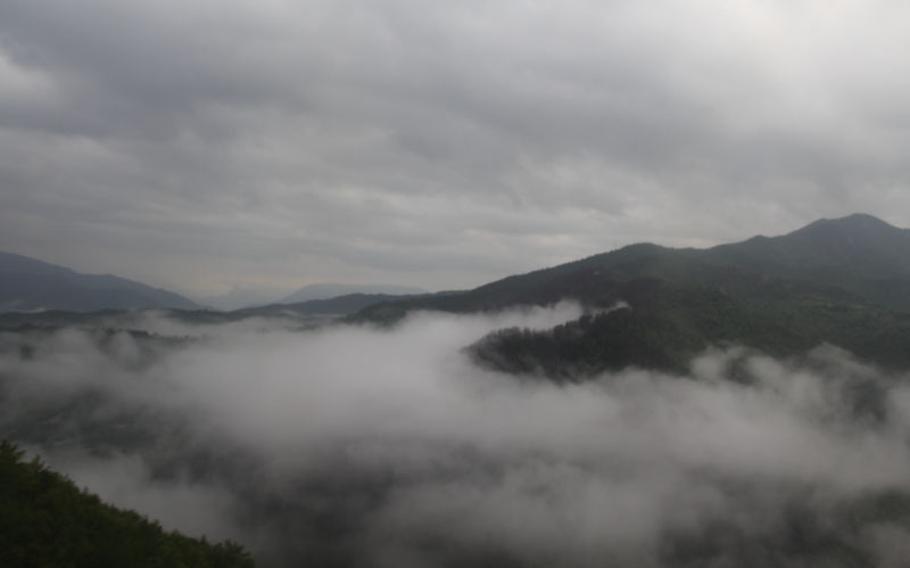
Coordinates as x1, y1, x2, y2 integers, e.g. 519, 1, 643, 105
164, 293, 425, 326
9, 214, 910, 377
0, 252, 199, 312
0, 252, 428, 315
355, 214, 910, 377
279, 283, 427, 304
195, 287, 290, 311
0, 293, 427, 331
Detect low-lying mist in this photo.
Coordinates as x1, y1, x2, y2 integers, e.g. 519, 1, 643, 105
3, 304, 910, 567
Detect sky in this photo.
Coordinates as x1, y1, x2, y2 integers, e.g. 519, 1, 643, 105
2, 0, 910, 298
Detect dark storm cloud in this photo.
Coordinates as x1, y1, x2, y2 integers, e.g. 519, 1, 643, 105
2, 0, 910, 295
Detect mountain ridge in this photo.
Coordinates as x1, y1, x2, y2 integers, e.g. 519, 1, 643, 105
0, 251, 199, 312
353, 214, 910, 377
279, 283, 427, 304
357, 213, 910, 317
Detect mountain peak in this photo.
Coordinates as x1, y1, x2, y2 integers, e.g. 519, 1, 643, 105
795, 213, 898, 235
745, 213, 906, 262
280, 283, 427, 304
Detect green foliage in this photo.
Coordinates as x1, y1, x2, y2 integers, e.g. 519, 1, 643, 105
0, 440, 254, 568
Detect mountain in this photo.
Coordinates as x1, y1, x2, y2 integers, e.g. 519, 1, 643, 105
0, 293, 416, 331
354, 214, 910, 378
196, 287, 291, 311
171, 293, 421, 325
0, 440, 253, 567
279, 283, 427, 304
702, 213, 910, 311
0, 251, 199, 312
229, 293, 421, 319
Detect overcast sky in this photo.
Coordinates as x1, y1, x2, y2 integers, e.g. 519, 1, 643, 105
2, 0, 910, 297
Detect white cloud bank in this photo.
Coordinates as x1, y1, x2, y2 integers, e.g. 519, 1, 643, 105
2, 306, 910, 566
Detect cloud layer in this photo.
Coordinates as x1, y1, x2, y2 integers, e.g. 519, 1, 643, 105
2, 1, 910, 294
4, 308, 910, 566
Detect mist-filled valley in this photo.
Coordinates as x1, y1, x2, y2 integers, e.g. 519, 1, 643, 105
6, 0, 910, 565
4, 305, 910, 567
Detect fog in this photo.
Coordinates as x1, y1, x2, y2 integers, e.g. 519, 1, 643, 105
3, 305, 910, 566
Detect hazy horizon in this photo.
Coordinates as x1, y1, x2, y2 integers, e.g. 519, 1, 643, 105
1, 211, 904, 306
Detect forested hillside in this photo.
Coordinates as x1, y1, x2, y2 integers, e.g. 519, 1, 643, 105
0, 440, 254, 568
356, 215, 910, 377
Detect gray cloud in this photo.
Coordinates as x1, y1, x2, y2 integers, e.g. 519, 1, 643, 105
2, 1, 910, 295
